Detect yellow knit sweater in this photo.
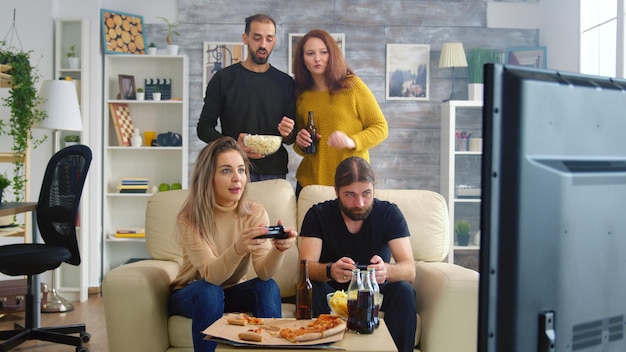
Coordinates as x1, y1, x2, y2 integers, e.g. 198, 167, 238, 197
295, 76, 388, 187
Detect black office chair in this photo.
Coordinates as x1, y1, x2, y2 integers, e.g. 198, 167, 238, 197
0, 145, 92, 352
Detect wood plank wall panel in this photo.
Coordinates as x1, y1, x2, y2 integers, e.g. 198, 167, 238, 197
145, 0, 539, 192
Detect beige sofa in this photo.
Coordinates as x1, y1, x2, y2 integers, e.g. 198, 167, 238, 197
103, 179, 478, 352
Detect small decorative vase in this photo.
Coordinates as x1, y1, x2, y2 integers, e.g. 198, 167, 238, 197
68, 57, 80, 69
131, 128, 142, 147
147, 47, 157, 55
136, 92, 145, 101
152, 92, 162, 101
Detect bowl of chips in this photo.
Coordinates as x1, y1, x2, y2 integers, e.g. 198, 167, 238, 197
327, 291, 384, 320
327, 291, 349, 319
243, 134, 282, 155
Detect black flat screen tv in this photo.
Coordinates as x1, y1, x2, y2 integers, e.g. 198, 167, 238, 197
479, 64, 626, 352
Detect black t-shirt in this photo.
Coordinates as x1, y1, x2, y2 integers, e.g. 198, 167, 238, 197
197, 63, 296, 175
300, 198, 411, 289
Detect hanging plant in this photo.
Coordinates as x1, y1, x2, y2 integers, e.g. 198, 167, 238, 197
0, 42, 46, 203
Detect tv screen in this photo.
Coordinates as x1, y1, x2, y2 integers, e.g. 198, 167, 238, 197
479, 64, 626, 352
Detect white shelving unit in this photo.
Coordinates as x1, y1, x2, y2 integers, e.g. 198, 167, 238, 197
54, 18, 90, 302
102, 55, 188, 274
440, 100, 483, 266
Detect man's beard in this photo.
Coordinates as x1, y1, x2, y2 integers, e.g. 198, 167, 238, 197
339, 200, 373, 221
250, 48, 270, 65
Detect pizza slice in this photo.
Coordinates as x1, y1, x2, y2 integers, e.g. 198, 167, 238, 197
279, 314, 346, 343
227, 313, 264, 326
238, 327, 264, 342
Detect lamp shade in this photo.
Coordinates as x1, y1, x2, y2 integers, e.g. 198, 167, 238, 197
439, 42, 468, 68
36, 80, 83, 132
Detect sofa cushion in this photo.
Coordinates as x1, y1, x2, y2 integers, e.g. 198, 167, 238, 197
244, 179, 299, 297
145, 189, 188, 264
297, 185, 450, 262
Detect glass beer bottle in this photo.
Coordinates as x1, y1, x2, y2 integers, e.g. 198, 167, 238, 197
305, 111, 317, 154
296, 260, 313, 319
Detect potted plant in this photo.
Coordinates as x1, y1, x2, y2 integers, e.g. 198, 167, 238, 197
157, 17, 180, 55
454, 220, 471, 246
64, 134, 80, 147
136, 87, 145, 101
0, 43, 47, 203
0, 173, 11, 204
151, 85, 161, 101
147, 42, 157, 55
466, 48, 500, 101
66, 44, 80, 69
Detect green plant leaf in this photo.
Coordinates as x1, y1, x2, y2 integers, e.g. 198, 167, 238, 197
466, 48, 501, 84
0, 42, 47, 202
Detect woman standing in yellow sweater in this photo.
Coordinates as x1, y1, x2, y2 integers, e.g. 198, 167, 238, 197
293, 29, 388, 195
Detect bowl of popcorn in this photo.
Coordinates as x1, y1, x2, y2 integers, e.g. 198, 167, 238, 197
243, 134, 282, 155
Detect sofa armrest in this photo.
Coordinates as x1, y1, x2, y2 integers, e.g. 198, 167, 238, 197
414, 261, 479, 352
103, 260, 180, 352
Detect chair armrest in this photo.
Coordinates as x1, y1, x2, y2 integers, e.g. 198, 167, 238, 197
103, 260, 179, 352
413, 261, 479, 352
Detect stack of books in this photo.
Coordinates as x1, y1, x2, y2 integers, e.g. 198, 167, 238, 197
114, 227, 145, 238
119, 177, 149, 193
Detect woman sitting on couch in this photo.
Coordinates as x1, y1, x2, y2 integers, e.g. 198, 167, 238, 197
168, 136, 298, 351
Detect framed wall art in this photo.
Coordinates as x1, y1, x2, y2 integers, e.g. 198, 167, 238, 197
386, 44, 430, 101
101, 9, 145, 55
505, 46, 547, 69
109, 103, 134, 146
288, 33, 345, 77
203, 42, 247, 98
118, 74, 136, 100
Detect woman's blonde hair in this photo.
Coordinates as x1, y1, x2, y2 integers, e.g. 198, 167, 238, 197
177, 136, 252, 247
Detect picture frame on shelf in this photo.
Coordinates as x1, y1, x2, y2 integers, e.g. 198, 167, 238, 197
118, 74, 136, 100
203, 42, 247, 98
505, 46, 547, 69
386, 44, 430, 101
288, 33, 345, 77
101, 9, 145, 55
109, 103, 134, 146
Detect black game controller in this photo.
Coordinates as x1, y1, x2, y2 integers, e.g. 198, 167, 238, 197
254, 225, 288, 239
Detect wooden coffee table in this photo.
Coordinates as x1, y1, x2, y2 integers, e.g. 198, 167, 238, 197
215, 319, 397, 351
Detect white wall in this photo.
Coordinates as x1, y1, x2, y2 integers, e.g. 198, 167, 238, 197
488, 0, 580, 72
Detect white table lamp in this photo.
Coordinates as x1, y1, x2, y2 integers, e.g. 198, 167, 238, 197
439, 42, 468, 102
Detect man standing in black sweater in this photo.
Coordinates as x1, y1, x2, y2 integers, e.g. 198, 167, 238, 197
198, 14, 296, 181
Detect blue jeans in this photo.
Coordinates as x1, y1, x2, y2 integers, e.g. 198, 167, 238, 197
168, 278, 282, 352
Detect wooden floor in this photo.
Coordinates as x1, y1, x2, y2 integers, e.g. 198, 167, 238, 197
0, 293, 107, 352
